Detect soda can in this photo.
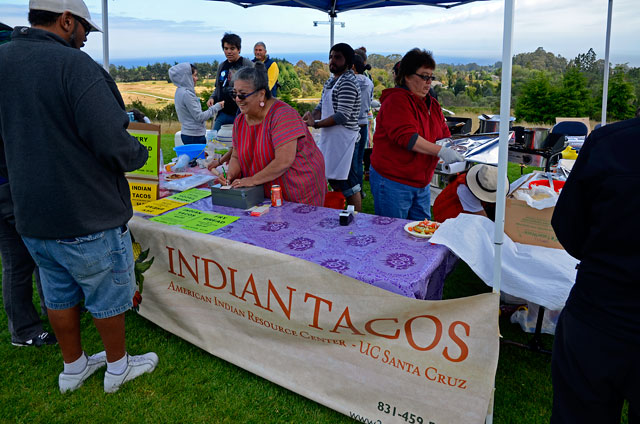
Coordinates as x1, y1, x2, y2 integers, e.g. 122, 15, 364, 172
271, 184, 283, 207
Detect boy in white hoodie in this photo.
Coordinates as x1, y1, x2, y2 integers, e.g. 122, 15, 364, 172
169, 63, 223, 145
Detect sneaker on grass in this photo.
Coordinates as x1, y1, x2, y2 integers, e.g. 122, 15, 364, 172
104, 352, 158, 393
59, 351, 107, 393
11, 331, 57, 347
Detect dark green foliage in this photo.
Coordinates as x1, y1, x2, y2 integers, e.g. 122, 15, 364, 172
605, 68, 636, 120
555, 67, 593, 118
515, 72, 557, 123
513, 47, 568, 73
109, 61, 219, 82
110, 48, 638, 125
276, 60, 301, 95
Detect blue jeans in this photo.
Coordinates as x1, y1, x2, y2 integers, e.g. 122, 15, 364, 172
213, 111, 236, 131
181, 134, 206, 145
369, 167, 431, 220
0, 184, 46, 343
22, 225, 135, 319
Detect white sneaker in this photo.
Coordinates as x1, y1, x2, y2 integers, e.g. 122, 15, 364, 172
59, 351, 107, 393
104, 352, 158, 393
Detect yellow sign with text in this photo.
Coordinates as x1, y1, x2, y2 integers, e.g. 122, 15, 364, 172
128, 179, 158, 206
126, 122, 161, 180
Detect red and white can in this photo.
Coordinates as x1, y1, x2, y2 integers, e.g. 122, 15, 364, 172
271, 184, 283, 207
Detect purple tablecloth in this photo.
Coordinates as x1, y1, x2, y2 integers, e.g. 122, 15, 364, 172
139, 198, 457, 300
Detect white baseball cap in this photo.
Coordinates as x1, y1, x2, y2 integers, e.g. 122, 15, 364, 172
29, 0, 102, 33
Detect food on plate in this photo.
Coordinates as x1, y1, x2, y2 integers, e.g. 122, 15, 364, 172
165, 172, 193, 181
408, 219, 440, 236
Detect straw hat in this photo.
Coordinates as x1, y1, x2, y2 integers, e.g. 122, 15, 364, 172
465, 164, 508, 203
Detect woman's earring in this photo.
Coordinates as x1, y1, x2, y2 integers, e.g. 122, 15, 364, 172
260, 101, 265, 107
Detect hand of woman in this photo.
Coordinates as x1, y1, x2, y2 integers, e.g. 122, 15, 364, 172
231, 177, 257, 188
437, 146, 465, 165
207, 159, 220, 172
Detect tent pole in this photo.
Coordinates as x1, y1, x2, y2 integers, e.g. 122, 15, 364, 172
487, 0, 515, 420
101, 0, 109, 72
493, 0, 514, 299
600, 0, 613, 126
330, 14, 335, 49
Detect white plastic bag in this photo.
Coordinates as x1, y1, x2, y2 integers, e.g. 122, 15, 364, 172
513, 185, 558, 210
173, 154, 190, 172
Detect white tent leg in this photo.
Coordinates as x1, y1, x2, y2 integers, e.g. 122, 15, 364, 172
101, 0, 109, 72
330, 14, 335, 49
600, 0, 613, 126
487, 0, 515, 422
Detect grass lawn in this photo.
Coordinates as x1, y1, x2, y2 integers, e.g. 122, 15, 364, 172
1, 135, 577, 423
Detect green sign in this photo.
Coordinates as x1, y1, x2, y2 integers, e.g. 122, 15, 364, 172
167, 189, 211, 204
181, 214, 239, 234
127, 127, 160, 178
149, 207, 204, 226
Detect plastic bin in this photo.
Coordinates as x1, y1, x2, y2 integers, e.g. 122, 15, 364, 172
174, 144, 206, 160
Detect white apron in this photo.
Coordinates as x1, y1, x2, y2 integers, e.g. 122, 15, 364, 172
317, 75, 359, 180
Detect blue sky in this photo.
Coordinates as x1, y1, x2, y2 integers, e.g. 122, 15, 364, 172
2, 0, 639, 66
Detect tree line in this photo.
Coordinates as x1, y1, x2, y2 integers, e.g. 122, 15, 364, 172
112, 47, 639, 124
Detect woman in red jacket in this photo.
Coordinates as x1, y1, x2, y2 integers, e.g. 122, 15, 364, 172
369, 49, 463, 220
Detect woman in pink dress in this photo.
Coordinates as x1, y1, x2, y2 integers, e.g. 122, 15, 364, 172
217, 62, 326, 206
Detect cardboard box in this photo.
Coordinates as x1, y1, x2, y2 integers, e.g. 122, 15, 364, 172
504, 173, 563, 249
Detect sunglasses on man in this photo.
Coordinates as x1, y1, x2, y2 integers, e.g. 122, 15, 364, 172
73, 15, 92, 35
414, 73, 437, 82
232, 90, 258, 100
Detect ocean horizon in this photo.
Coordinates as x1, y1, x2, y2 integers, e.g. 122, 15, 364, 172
101, 52, 500, 68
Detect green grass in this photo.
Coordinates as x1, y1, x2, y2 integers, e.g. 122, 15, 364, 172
0, 140, 569, 423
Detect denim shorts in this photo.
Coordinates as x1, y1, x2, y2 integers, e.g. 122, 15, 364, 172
22, 225, 135, 319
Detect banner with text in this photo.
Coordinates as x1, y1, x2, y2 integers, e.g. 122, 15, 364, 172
130, 216, 499, 423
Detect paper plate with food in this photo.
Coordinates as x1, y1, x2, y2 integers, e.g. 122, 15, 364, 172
404, 219, 441, 238
164, 172, 193, 181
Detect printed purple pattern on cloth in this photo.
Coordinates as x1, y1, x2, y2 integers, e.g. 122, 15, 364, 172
287, 237, 315, 251
261, 221, 290, 232
345, 235, 377, 247
384, 253, 416, 270
372, 216, 397, 226
318, 217, 340, 229
320, 259, 350, 273
292, 205, 317, 214
143, 194, 456, 300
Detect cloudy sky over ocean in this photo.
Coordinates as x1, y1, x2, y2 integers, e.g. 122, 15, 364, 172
2, 0, 638, 66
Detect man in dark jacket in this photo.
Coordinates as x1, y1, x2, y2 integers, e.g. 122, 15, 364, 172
207, 32, 253, 131
0, 22, 55, 349
550, 117, 640, 423
0, 0, 157, 394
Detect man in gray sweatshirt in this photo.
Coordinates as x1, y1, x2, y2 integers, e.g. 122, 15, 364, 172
0, 0, 157, 394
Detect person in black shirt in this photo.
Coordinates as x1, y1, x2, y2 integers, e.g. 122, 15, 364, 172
550, 117, 640, 423
207, 32, 253, 131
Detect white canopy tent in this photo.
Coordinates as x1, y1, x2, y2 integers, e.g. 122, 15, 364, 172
95, 0, 618, 421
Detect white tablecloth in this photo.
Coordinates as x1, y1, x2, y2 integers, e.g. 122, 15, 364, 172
430, 214, 578, 311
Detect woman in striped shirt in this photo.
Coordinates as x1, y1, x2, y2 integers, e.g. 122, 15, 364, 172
217, 62, 327, 206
